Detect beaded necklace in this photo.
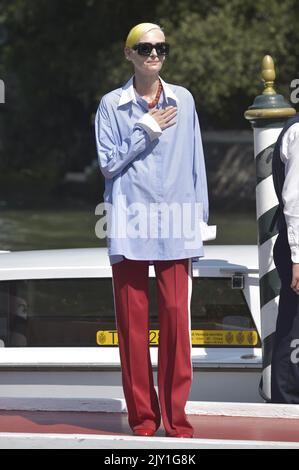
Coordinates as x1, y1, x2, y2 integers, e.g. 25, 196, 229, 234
148, 80, 163, 108
134, 78, 163, 109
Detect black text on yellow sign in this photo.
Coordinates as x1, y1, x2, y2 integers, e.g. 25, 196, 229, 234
96, 329, 258, 346
96, 330, 159, 346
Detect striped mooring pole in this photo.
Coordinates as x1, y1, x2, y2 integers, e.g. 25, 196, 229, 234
244, 55, 296, 401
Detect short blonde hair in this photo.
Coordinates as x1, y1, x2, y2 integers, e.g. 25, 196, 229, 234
125, 23, 163, 48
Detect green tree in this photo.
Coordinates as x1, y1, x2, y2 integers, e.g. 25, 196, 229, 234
1, 0, 299, 204
98, 0, 299, 128
0, 0, 160, 202
157, 0, 299, 128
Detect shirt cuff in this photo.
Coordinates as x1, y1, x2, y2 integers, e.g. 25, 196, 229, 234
287, 226, 299, 263
291, 247, 299, 263
135, 113, 162, 142
200, 221, 217, 241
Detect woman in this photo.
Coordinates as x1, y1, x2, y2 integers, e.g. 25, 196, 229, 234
95, 22, 210, 438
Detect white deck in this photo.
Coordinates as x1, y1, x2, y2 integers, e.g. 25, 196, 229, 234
0, 245, 258, 280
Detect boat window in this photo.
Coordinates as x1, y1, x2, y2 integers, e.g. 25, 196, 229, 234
0, 277, 260, 348
190, 277, 260, 347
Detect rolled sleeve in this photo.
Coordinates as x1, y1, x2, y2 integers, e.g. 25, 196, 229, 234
95, 99, 151, 179
135, 113, 162, 142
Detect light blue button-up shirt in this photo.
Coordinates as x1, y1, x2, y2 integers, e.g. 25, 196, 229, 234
95, 76, 210, 265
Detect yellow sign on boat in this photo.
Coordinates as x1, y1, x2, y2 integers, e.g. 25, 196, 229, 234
96, 329, 258, 346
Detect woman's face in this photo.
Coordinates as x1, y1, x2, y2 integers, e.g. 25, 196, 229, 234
125, 28, 166, 77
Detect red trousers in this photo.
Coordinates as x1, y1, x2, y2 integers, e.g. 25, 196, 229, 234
112, 257, 193, 436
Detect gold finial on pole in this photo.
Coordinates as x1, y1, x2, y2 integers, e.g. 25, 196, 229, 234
261, 55, 276, 95
244, 55, 295, 121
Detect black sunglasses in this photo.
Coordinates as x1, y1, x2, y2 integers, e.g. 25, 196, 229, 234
132, 42, 170, 56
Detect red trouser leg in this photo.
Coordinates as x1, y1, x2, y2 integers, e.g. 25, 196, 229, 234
112, 258, 161, 432
154, 258, 193, 436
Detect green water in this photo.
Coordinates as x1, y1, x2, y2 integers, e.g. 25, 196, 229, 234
0, 209, 101, 250
0, 209, 257, 251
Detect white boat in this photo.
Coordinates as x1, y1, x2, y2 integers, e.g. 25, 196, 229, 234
0, 245, 263, 411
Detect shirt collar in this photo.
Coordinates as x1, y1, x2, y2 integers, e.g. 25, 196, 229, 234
117, 75, 179, 108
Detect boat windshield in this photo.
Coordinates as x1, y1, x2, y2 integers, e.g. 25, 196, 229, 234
0, 277, 260, 348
